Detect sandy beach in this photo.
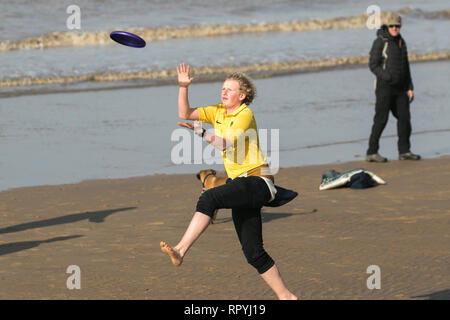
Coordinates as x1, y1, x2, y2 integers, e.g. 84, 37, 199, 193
0, 156, 449, 300
1, 0, 450, 303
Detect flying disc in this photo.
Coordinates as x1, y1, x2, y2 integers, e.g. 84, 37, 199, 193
110, 31, 146, 48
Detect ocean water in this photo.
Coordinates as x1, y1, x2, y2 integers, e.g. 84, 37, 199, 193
1, 0, 450, 42
1, 18, 450, 83
0, 1, 449, 191
0, 1, 449, 92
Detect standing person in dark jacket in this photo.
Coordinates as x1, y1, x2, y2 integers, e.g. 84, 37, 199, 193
366, 14, 421, 162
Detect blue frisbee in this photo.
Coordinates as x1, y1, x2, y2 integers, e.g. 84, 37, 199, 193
110, 31, 146, 48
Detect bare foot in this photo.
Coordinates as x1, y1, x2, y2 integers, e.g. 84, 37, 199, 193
160, 241, 183, 266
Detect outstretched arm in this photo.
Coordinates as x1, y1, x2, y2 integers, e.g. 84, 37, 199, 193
178, 121, 231, 151
177, 63, 199, 120
178, 113, 253, 152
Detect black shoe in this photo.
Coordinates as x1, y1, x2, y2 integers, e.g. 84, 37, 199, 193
399, 152, 421, 160
366, 153, 388, 163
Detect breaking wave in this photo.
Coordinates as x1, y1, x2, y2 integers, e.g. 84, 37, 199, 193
0, 7, 447, 52
1, 51, 449, 89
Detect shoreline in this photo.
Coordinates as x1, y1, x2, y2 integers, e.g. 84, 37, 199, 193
2, 153, 450, 194
1, 53, 449, 98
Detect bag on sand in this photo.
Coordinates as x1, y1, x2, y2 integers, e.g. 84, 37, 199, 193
347, 172, 377, 189
319, 168, 386, 191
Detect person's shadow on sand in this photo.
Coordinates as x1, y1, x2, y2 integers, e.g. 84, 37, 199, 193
0, 235, 83, 256
0, 207, 137, 235
412, 289, 450, 300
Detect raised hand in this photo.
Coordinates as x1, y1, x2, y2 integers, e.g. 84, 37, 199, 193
177, 63, 194, 88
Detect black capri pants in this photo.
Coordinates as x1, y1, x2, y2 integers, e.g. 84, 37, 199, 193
196, 176, 275, 274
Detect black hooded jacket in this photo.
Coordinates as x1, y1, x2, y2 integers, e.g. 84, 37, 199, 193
369, 26, 413, 91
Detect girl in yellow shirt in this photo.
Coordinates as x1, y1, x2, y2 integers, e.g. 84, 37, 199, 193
160, 63, 297, 300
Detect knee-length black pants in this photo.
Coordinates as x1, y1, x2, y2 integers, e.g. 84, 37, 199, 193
196, 176, 275, 274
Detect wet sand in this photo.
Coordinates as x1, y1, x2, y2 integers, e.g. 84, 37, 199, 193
3, 59, 450, 193
0, 157, 449, 300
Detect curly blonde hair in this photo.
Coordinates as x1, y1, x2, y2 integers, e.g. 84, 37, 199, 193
226, 72, 257, 105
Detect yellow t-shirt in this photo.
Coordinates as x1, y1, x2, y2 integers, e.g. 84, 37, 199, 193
197, 103, 267, 179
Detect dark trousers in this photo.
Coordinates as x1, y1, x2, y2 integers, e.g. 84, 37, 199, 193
196, 176, 275, 274
367, 87, 412, 155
